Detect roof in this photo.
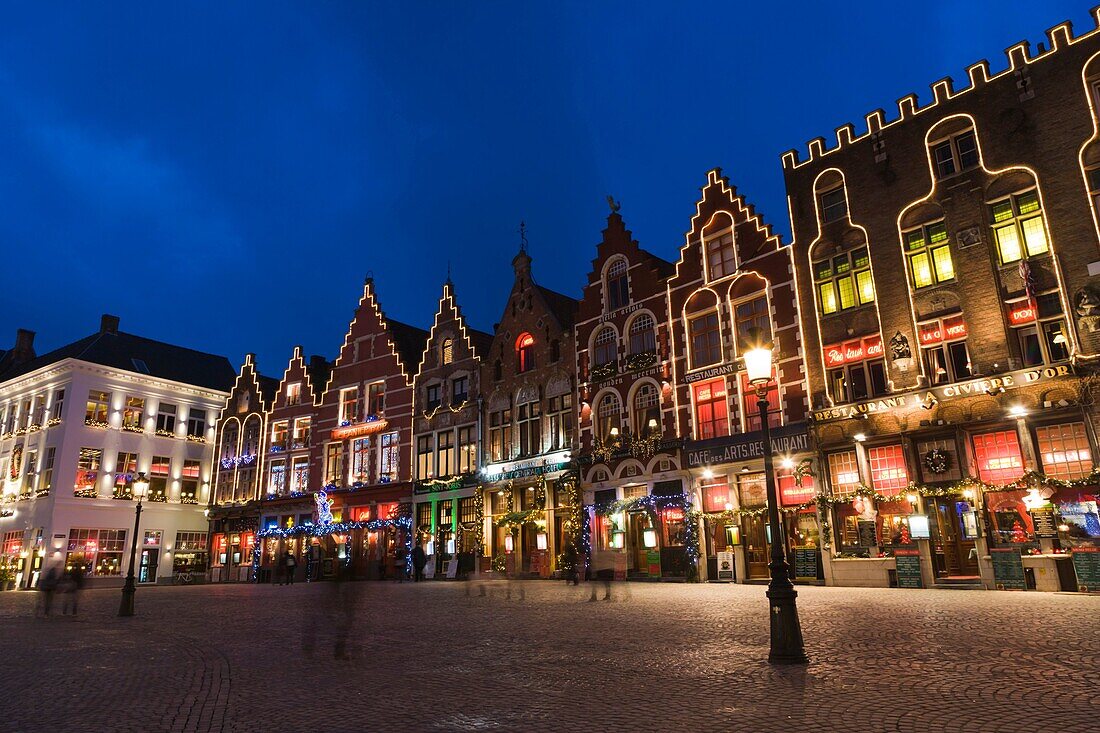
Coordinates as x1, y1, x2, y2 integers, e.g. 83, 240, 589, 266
469, 328, 495, 359
0, 330, 236, 392
640, 247, 676, 278
387, 319, 430, 375
257, 375, 281, 406
535, 285, 579, 329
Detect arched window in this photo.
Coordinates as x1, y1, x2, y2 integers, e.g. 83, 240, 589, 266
220, 422, 239, 461
628, 313, 656, 355
632, 383, 660, 435
593, 326, 617, 366
686, 291, 721, 369
813, 246, 874, 315
241, 418, 260, 458
606, 259, 629, 310
596, 393, 622, 440
516, 333, 535, 373
441, 338, 454, 365
705, 229, 736, 280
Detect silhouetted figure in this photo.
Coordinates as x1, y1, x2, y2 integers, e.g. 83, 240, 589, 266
61, 565, 84, 615
276, 551, 288, 585
38, 566, 60, 617
562, 543, 579, 586
412, 543, 427, 582
285, 552, 297, 585
395, 544, 407, 582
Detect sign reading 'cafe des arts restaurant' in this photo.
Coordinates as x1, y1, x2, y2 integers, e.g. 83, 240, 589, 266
812, 364, 1073, 423
685, 422, 811, 468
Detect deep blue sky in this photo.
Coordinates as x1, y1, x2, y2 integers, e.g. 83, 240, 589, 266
0, 1, 1088, 375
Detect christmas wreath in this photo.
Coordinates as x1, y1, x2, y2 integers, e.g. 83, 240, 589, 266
923, 449, 950, 475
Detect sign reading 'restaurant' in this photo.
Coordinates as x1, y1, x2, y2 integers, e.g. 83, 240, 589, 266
812, 364, 1072, 423
331, 419, 389, 440
823, 334, 883, 368
684, 362, 738, 384
685, 422, 810, 467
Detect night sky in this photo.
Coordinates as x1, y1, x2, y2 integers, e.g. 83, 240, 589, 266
0, 1, 1088, 376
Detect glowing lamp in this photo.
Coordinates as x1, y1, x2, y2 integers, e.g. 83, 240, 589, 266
642, 529, 658, 548
536, 532, 548, 550
702, 468, 714, 480
648, 418, 658, 429
132, 473, 150, 501
1052, 331, 1067, 345
610, 426, 619, 437
906, 493, 919, 506
743, 342, 774, 386
962, 488, 976, 501
724, 502, 734, 512
1009, 405, 1028, 417
504, 534, 514, 553
1022, 488, 1047, 510
610, 530, 625, 549
780, 457, 794, 470
853, 433, 867, 442
446, 538, 456, 555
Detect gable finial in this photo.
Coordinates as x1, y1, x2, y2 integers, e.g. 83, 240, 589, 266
607, 195, 621, 214
518, 220, 528, 252
446, 260, 453, 285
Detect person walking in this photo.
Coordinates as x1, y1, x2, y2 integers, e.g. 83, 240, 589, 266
61, 565, 84, 615
285, 551, 297, 585
562, 542, 579, 586
38, 566, 60, 617
276, 551, 288, 585
395, 543, 407, 582
411, 543, 427, 583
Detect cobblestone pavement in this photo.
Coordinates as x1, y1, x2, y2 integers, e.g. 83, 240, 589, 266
0, 580, 1096, 732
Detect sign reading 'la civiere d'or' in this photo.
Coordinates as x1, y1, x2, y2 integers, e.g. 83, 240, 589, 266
812, 364, 1072, 423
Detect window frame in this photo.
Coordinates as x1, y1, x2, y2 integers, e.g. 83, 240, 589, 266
819, 187, 847, 223
989, 189, 1049, 265
813, 247, 874, 315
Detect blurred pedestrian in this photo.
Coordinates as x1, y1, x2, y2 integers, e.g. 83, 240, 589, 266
562, 542, 579, 586
411, 543, 427, 582
38, 566, 60, 617
61, 565, 84, 615
285, 551, 297, 585
276, 551, 288, 585
395, 544, 407, 582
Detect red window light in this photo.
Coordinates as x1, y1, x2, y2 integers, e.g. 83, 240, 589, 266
868, 444, 909, 495
516, 333, 535, 373
972, 430, 1024, 484
693, 379, 729, 440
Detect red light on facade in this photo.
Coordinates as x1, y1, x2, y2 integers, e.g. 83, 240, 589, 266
663, 507, 685, 522
1007, 301, 1036, 325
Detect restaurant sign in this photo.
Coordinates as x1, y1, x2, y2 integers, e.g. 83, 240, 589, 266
684, 362, 738, 384
481, 450, 571, 481
331, 418, 389, 440
685, 422, 810, 468
812, 364, 1072, 423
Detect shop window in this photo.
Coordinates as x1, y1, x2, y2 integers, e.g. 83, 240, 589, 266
705, 230, 736, 280
972, 430, 1024, 484
813, 247, 874, 315
417, 435, 434, 479
905, 221, 954, 288
868, 444, 909, 495
1053, 487, 1100, 546
516, 333, 536, 373
818, 187, 847, 223
632, 383, 660, 435
378, 431, 400, 482
339, 387, 359, 424
593, 326, 617, 366
877, 500, 914, 547
605, 258, 629, 311
702, 478, 732, 513
990, 189, 1048, 264
596, 393, 621, 440
661, 506, 686, 547
1035, 422, 1092, 480
741, 372, 780, 432
416, 502, 433, 533
628, 314, 656, 356
920, 315, 970, 384
828, 451, 860, 494
777, 467, 815, 506
459, 497, 479, 524
985, 490, 1035, 545
67, 528, 126, 576
931, 130, 979, 178
693, 379, 729, 440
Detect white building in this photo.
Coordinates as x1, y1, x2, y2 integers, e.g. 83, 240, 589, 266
0, 315, 234, 589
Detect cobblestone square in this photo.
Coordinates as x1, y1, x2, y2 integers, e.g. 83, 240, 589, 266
0, 581, 1096, 732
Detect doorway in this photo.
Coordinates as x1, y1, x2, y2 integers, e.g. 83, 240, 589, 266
139, 548, 159, 583
931, 498, 979, 578
743, 514, 770, 579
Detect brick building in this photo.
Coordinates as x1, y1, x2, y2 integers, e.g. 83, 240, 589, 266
575, 205, 690, 580
667, 169, 813, 583
480, 243, 579, 578
781, 13, 1100, 590
410, 279, 493, 578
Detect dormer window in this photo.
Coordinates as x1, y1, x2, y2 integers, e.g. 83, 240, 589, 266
286, 382, 301, 406
606, 259, 629, 311
819, 187, 847, 223
516, 333, 535, 373
932, 131, 978, 179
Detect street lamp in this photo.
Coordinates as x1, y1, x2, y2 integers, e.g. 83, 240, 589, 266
743, 329, 807, 664
118, 472, 150, 617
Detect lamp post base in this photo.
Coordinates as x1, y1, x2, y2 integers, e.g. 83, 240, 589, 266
766, 582, 808, 665
118, 580, 136, 617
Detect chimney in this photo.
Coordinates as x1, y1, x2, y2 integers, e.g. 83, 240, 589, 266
100, 314, 120, 335
12, 329, 36, 364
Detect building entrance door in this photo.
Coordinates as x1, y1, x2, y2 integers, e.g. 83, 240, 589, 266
932, 498, 979, 578
628, 512, 651, 576
139, 548, 159, 583
743, 514, 770, 579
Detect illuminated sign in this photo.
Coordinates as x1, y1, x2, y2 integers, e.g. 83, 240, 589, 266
1007, 300, 1037, 325
684, 362, 737, 384
481, 450, 571, 481
812, 364, 1073, 423
685, 422, 811, 467
823, 335, 882, 368
331, 419, 389, 440
919, 315, 968, 346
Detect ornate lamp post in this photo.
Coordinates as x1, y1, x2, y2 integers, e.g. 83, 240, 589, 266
118, 472, 150, 617
743, 331, 808, 665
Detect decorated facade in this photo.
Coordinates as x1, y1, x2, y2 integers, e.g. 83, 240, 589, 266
781, 14, 1100, 591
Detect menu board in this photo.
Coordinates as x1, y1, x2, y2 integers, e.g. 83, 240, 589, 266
716, 551, 735, 580
1030, 507, 1058, 539
646, 550, 661, 577
794, 547, 819, 580
1071, 546, 1100, 592
857, 520, 878, 547
894, 548, 923, 588
991, 547, 1026, 590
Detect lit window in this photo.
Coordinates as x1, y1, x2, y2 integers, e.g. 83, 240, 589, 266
819, 187, 847, 223
436, 430, 455, 476
596, 393, 621, 440
339, 387, 359, 424
868, 444, 909, 495
905, 221, 954, 288
122, 396, 144, 430
286, 382, 301, 405
972, 430, 1024, 484
692, 379, 729, 440
632, 383, 660, 435
441, 338, 454, 365
827, 451, 860, 493
920, 315, 971, 384
705, 230, 736, 279
84, 390, 110, 424
813, 247, 874, 316
990, 190, 1048, 264
606, 259, 629, 310
548, 393, 573, 450
270, 420, 288, 450
516, 333, 535, 373
1036, 422, 1092, 480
